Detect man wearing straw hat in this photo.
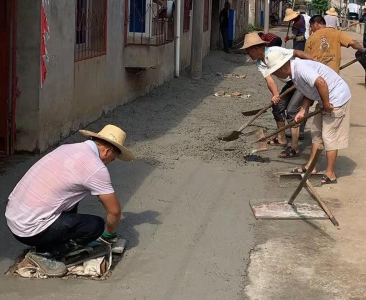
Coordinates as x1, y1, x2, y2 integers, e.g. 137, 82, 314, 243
243, 32, 313, 158
5, 124, 134, 277
283, 8, 307, 51
324, 7, 340, 29
306, 15, 365, 73
265, 49, 351, 185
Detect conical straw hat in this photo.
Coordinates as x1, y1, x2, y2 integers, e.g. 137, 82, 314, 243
283, 8, 299, 22
240, 32, 267, 50
264, 49, 293, 76
326, 7, 338, 16
79, 124, 134, 161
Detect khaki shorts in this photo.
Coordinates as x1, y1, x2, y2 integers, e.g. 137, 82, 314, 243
311, 101, 350, 151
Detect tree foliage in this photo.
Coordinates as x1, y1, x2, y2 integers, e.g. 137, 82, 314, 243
308, 0, 328, 14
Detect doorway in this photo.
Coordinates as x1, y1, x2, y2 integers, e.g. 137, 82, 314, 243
0, 0, 16, 154
210, 0, 221, 49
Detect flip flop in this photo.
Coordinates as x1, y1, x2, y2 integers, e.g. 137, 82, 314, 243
267, 137, 287, 147
278, 146, 300, 158
321, 174, 337, 185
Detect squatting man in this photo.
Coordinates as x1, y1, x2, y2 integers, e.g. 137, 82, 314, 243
5, 124, 134, 277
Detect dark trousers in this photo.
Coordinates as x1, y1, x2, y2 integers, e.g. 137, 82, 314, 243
14, 205, 105, 255
268, 37, 282, 47
220, 27, 229, 52
272, 81, 306, 133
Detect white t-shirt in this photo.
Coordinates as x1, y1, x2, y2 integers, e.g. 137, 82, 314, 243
290, 59, 351, 107
348, 3, 359, 13
5, 141, 115, 237
257, 46, 294, 78
324, 15, 340, 29
302, 14, 311, 39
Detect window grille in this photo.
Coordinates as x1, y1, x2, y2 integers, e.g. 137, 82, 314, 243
183, 0, 191, 32
75, 0, 107, 61
126, 0, 174, 46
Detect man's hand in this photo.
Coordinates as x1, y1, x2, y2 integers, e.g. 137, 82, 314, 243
271, 94, 281, 105
295, 109, 305, 123
323, 103, 334, 112
284, 36, 290, 43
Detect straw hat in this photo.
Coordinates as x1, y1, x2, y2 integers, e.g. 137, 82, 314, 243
326, 7, 338, 16
240, 32, 267, 50
283, 8, 299, 22
264, 50, 293, 76
79, 124, 134, 161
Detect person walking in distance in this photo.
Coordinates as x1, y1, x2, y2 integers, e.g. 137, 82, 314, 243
220, 1, 231, 53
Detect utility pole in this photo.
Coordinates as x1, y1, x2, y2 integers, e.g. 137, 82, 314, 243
244, 0, 250, 34
190, 0, 204, 79
264, 0, 269, 33
255, 0, 261, 28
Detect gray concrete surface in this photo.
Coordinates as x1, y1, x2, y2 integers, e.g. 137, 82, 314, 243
1, 49, 271, 300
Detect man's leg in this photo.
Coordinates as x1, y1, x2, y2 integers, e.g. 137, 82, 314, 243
324, 150, 338, 180
270, 82, 294, 145
321, 101, 350, 183
221, 27, 229, 52
14, 210, 105, 256
279, 90, 303, 157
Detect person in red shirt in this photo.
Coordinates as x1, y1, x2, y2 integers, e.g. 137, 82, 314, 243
258, 32, 282, 47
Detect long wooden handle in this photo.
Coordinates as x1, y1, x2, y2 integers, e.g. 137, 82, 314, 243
340, 58, 359, 70
288, 145, 324, 204
257, 108, 322, 142
237, 85, 297, 133
306, 180, 339, 226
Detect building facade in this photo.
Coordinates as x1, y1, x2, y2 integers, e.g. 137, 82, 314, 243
1, 0, 249, 154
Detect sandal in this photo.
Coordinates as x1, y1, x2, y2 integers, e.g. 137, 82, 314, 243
321, 174, 337, 185
267, 137, 287, 147
278, 146, 300, 158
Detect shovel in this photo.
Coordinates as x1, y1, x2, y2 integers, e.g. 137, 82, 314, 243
256, 108, 323, 143
241, 58, 358, 117
218, 85, 296, 141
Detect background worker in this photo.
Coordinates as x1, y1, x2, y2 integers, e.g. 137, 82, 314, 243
219, 1, 231, 53
5, 125, 134, 277
306, 15, 366, 73
242, 32, 314, 158
265, 50, 351, 184
324, 8, 340, 29
299, 7, 311, 39
284, 8, 307, 51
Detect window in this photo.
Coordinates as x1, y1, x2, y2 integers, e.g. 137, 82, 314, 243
203, 0, 210, 32
126, 0, 174, 46
183, 0, 192, 33
75, 0, 107, 61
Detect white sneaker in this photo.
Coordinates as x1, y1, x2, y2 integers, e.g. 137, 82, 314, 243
26, 252, 67, 277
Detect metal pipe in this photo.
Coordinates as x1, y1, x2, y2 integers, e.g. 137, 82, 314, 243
264, 0, 269, 33
175, 0, 181, 77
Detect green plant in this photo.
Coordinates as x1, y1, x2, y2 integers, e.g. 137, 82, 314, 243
308, 0, 328, 15
248, 23, 255, 32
